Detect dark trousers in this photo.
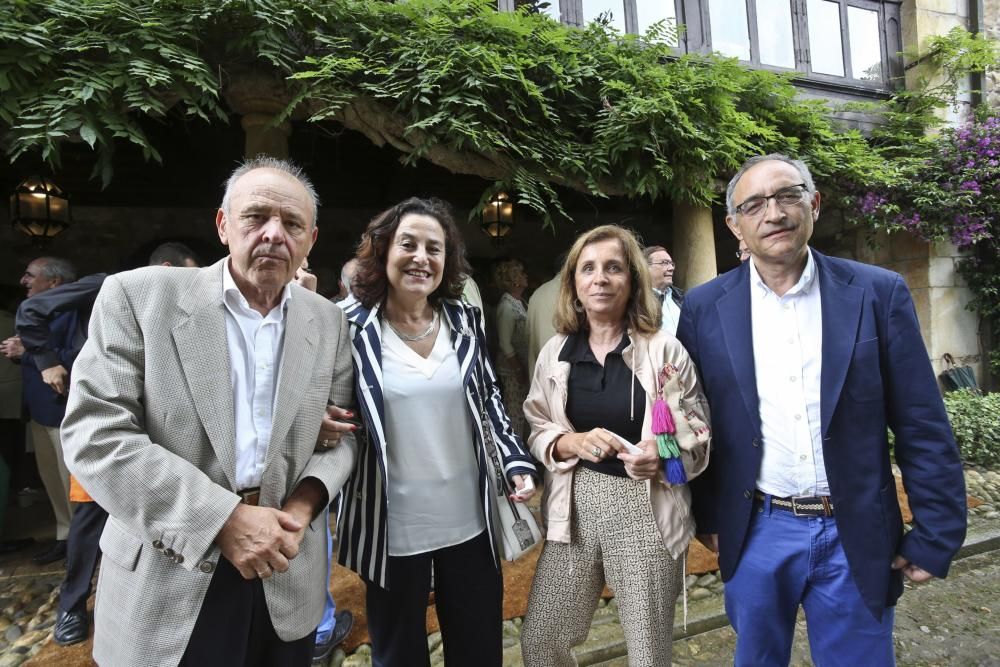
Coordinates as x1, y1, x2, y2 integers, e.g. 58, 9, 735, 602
366, 531, 503, 667
179, 557, 316, 667
58, 501, 108, 613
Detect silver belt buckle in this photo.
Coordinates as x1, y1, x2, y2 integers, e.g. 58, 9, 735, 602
791, 495, 810, 516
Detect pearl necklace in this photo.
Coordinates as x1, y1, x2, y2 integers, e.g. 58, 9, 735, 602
386, 310, 438, 342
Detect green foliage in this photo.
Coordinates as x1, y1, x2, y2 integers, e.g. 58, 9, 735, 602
1, 0, 888, 224
0, 0, 228, 186
943, 389, 1000, 468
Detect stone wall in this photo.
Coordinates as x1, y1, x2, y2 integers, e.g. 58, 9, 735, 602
986, 0, 1000, 108
856, 230, 983, 385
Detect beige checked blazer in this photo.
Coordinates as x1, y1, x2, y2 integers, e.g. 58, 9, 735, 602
61, 260, 357, 667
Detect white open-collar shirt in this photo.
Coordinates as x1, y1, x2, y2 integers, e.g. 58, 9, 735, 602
222, 260, 292, 490
749, 248, 829, 497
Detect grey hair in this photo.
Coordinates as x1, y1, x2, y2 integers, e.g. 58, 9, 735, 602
220, 155, 320, 226
725, 153, 816, 215
340, 258, 359, 292
34, 257, 76, 283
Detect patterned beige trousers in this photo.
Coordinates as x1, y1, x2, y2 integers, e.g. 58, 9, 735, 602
521, 467, 683, 667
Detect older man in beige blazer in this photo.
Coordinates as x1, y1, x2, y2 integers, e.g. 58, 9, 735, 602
61, 157, 356, 667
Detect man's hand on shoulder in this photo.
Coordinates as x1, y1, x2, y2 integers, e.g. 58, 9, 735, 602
892, 555, 935, 583
217, 504, 304, 580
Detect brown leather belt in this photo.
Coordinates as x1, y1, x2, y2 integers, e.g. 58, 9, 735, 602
238, 487, 261, 506
755, 491, 834, 517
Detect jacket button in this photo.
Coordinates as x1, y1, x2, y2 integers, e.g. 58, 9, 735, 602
152, 540, 164, 550
173, 554, 184, 564
744, 489, 752, 499
752, 438, 760, 448
199, 561, 215, 574
163, 548, 175, 558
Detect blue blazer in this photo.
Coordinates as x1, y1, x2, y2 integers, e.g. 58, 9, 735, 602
21, 309, 80, 427
676, 250, 966, 619
337, 298, 537, 589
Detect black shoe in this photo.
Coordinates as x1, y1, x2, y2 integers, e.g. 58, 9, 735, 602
0, 538, 34, 554
53, 609, 89, 646
32, 540, 67, 565
312, 610, 354, 663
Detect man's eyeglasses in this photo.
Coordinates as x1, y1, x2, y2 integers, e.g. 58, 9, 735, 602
734, 183, 809, 218
649, 260, 675, 268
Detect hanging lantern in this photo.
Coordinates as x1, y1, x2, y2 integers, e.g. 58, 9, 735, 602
10, 176, 71, 241
479, 191, 515, 244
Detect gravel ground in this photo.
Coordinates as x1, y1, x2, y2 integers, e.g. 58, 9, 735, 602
0, 575, 60, 667
5, 466, 997, 667
670, 550, 1000, 667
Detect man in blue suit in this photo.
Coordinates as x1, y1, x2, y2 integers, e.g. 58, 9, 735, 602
676, 154, 967, 666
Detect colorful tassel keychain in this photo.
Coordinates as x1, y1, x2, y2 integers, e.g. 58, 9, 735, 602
653, 366, 687, 485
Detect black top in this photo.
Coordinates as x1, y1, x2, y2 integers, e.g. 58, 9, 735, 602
561, 332, 645, 478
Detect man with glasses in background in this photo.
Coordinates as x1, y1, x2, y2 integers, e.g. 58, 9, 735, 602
676, 154, 966, 666
643, 245, 683, 334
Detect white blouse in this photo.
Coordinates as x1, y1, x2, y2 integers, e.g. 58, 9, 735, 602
381, 314, 485, 556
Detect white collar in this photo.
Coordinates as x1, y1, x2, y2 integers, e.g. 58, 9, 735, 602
748, 247, 817, 299
222, 257, 292, 318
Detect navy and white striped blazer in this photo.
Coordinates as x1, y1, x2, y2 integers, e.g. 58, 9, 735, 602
337, 298, 537, 589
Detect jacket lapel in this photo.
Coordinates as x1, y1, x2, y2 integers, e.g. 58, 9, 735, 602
442, 300, 478, 390
172, 260, 238, 491
347, 303, 389, 484
816, 252, 864, 437
263, 288, 316, 474
716, 263, 762, 435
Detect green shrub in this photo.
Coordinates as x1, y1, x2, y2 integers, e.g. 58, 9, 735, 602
944, 389, 1000, 467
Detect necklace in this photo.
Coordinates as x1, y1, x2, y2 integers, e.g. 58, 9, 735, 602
386, 310, 438, 342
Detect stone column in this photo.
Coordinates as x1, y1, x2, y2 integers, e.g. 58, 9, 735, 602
224, 69, 293, 159
240, 113, 291, 159
672, 200, 717, 290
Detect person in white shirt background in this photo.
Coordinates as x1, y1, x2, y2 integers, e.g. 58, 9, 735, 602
642, 245, 683, 335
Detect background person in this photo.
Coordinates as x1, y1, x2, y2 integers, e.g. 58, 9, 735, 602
643, 245, 683, 335
337, 197, 537, 667
520, 225, 711, 667
0, 257, 80, 566
493, 259, 530, 437
526, 253, 566, 374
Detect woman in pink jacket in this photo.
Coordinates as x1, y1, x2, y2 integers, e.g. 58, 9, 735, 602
520, 225, 711, 667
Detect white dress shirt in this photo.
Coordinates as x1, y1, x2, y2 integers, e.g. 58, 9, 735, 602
657, 289, 682, 335
222, 261, 291, 490
750, 249, 829, 497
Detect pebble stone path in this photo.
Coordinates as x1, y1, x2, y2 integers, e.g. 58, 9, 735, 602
0, 466, 997, 666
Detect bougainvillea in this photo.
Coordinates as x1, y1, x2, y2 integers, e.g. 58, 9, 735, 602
845, 109, 1000, 372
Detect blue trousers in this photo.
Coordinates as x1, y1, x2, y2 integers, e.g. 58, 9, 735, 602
315, 507, 337, 644
724, 496, 895, 667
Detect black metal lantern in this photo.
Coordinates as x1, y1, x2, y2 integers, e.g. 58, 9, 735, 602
10, 176, 71, 241
479, 191, 515, 244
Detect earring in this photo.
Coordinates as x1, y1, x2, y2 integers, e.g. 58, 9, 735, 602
573, 298, 584, 313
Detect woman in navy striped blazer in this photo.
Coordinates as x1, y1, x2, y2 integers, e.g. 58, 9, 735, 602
334, 197, 538, 666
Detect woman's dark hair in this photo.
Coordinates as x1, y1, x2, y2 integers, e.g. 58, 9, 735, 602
352, 197, 472, 309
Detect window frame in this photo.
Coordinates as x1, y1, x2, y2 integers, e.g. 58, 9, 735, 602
520, 0, 902, 95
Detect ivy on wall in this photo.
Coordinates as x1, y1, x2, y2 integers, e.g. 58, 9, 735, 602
2, 0, 896, 225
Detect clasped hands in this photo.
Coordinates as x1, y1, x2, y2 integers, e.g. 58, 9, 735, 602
555, 428, 660, 481
217, 478, 327, 580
